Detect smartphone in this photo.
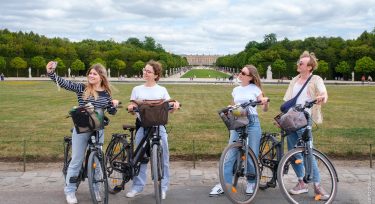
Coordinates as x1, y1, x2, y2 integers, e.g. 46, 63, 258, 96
51, 61, 58, 69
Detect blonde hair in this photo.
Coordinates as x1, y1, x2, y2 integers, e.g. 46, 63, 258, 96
83, 63, 112, 100
300, 50, 318, 72
244, 64, 264, 96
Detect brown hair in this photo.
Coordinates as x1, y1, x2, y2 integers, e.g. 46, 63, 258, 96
300, 50, 318, 72
244, 64, 264, 95
147, 60, 162, 81
83, 63, 112, 100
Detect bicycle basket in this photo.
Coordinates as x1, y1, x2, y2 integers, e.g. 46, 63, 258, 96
69, 106, 103, 133
218, 107, 249, 130
138, 101, 169, 127
274, 108, 307, 132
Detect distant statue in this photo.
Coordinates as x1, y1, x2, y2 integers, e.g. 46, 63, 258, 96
108, 68, 111, 78
28, 67, 32, 78
266, 65, 272, 80
68, 68, 71, 78
351, 71, 354, 81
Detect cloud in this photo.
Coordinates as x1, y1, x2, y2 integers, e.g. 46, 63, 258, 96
0, 0, 374, 55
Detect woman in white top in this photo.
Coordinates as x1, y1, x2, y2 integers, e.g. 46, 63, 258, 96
126, 60, 179, 200
210, 65, 269, 196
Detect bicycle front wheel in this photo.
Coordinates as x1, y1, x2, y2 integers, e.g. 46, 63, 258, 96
105, 138, 129, 194
259, 134, 278, 190
88, 150, 109, 204
277, 147, 338, 204
219, 142, 260, 204
151, 143, 163, 204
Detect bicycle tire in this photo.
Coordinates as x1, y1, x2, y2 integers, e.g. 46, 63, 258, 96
277, 147, 338, 204
258, 134, 278, 190
219, 142, 260, 204
105, 138, 128, 194
88, 150, 109, 204
62, 138, 72, 179
151, 143, 163, 204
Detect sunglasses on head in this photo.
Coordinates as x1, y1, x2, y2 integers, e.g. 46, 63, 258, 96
241, 71, 250, 76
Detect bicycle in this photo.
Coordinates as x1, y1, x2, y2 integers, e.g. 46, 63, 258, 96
62, 105, 118, 204
105, 100, 179, 204
258, 100, 338, 204
218, 100, 266, 204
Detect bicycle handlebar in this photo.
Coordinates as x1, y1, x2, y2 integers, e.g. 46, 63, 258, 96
218, 99, 270, 114
294, 99, 317, 112
126, 102, 181, 113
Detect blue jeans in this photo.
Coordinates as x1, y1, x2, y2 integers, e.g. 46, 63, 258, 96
64, 128, 104, 194
131, 126, 170, 192
287, 127, 321, 183
223, 115, 261, 184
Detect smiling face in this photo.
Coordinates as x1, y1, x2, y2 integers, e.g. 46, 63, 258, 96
238, 67, 253, 85
142, 64, 156, 82
87, 68, 102, 86
297, 57, 313, 74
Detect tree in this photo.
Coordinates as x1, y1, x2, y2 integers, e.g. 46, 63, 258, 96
272, 59, 286, 79
315, 60, 329, 78
335, 61, 351, 79
71, 59, 85, 75
0, 56, 6, 72
54, 57, 66, 75
132, 60, 145, 75
262, 33, 277, 49
30, 56, 46, 77
90, 58, 106, 67
10, 57, 27, 77
354, 56, 375, 74
111, 59, 126, 77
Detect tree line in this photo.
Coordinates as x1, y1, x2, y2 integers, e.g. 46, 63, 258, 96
0, 29, 188, 77
216, 30, 375, 80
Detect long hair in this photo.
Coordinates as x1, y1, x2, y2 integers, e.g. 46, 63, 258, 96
244, 64, 264, 95
83, 63, 111, 100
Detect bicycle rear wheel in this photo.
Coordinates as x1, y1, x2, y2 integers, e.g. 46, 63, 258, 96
277, 147, 338, 204
219, 143, 259, 204
259, 134, 278, 190
151, 143, 163, 204
105, 138, 129, 194
88, 150, 109, 204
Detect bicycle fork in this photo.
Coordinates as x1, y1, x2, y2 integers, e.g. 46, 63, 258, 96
302, 126, 314, 184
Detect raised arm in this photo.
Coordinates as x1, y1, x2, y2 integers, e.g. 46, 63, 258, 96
46, 61, 84, 93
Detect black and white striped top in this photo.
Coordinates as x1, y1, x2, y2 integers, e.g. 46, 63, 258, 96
48, 73, 112, 109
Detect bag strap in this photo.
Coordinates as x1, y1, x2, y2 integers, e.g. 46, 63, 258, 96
293, 75, 313, 100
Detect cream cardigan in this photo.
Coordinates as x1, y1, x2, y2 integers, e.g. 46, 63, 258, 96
283, 75, 326, 124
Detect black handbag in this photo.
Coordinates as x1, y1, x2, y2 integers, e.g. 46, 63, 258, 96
280, 75, 312, 113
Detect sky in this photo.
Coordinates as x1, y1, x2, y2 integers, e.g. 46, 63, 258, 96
0, 0, 374, 55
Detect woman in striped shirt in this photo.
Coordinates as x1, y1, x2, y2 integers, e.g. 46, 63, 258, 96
46, 61, 119, 204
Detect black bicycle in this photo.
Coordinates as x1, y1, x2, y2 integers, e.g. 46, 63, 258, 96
62, 104, 118, 204
258, 100, 338, 203
218, 100, 266, 204
105, 100, 179, 204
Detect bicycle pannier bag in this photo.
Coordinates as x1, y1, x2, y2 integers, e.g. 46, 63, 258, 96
274, 108, 307, 132
70, 105, 103, 133
139, 102, 169, 127
219, 107, 249, 130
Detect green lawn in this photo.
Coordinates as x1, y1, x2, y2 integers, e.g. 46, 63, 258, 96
0, 81, 374, 161
181, 69, 230, 78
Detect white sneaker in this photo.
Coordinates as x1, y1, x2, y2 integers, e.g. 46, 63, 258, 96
209, 183, 224, 197
66, 193, 78, 204
246, 183, 255, 194
95, 191, 102, 202
162, 191, 166, 200
126, 190, 141, 198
